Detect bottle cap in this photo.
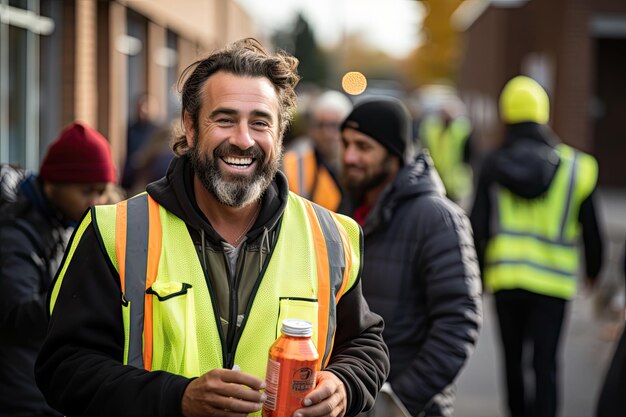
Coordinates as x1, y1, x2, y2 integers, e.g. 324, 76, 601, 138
281, 319, 313, 337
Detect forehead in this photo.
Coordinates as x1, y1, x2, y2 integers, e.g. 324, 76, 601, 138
342, 127, 386, 149
313, 109, 345, 122
200, 71, 279, 116
54, 182, 108, 192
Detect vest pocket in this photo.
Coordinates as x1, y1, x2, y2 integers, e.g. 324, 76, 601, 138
147, 281, 200, 377
277, 298, 319, 348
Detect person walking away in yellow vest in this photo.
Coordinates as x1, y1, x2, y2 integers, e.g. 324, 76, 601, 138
470, 75, 604, 417
419, 100, 473, 207
35, 38, 389, 417
283, 90, 353, 211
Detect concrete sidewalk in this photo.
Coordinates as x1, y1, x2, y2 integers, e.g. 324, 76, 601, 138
454, 187, 626, 417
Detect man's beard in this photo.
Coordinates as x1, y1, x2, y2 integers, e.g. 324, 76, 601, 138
189, 136, 281, 208
343, 155, 394, 200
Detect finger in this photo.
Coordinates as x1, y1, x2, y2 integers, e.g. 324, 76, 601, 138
301, 381, 334, 407
212, 395, 264, 415
218, 368, 266, 390
218, 383, 267, 403
294, 396, 341, 417
302, 372, 340, 407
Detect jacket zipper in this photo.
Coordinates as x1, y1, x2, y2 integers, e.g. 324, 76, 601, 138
224, 242, 245, 369
197, 228, 230, 368
223, 227, 280, 369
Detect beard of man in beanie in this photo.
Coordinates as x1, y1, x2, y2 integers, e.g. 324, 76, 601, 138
39, 121, 117, 223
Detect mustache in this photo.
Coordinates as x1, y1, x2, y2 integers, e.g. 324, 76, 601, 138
213, 142, 265, 159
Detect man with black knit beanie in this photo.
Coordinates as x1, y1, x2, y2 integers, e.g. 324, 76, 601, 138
340, 97, 482, 417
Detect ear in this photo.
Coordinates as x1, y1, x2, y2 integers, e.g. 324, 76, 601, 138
183, 111, 195, 148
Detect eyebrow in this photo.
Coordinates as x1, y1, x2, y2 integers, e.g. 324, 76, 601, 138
209, 107, 275, 121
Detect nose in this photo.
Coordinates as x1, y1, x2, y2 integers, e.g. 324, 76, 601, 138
230, 122, 255, 150
87, 194, 101, 207
343, 144, 359, 165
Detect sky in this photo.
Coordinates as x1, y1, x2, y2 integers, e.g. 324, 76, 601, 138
235, 0, 425, 58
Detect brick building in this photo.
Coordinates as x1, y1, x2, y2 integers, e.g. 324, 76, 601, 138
455, 0, 626, 187
1, 0, 257, 173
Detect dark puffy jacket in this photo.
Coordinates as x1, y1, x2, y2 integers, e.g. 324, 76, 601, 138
0, 176, 66, 416
349, 151, 482, 417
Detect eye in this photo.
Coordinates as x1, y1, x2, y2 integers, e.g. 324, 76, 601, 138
357, 142, 370, 151
251, 120, 270, 129
216, 118, 235, 125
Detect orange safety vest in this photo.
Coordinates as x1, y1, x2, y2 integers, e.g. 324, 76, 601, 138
283, 142, 342, 211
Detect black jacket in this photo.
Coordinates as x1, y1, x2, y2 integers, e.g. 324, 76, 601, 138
470, 122, 603, 281
35, 156, 389, 417
0, 176, 66, 417
346, 151, 482, 417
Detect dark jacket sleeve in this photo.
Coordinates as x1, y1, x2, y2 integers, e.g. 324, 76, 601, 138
0, 219, 49, 333
469, 156, 493, 275
35, 222, 191, 417
392, 197, 482, 414
325, 278, 390, 416
578, 189, 603, 280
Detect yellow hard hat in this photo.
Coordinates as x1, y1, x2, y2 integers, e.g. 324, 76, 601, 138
499, 75, 549, 124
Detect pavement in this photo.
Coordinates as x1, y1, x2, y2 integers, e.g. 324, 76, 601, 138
454, 187, 626, 417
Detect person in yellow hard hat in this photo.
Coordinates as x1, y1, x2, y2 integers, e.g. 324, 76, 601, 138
470, 75, 604, 417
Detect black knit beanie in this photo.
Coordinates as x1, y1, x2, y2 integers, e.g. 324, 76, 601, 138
340, 97, 411, 161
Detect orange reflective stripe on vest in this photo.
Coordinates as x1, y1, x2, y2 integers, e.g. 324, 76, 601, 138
302, 199, 351, 367
115, 193, 161, 370
284, 145, 342, 211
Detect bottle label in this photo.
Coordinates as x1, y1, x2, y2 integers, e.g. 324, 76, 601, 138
264, 358, 281, 411
291, 367, 315, 392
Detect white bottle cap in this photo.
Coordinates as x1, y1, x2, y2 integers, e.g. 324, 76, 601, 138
281, 319, 313, 337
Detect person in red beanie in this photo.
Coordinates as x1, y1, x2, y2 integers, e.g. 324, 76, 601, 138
0, 120, 116, 416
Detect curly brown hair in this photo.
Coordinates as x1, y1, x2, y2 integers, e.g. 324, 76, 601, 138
171, 38, 300, 156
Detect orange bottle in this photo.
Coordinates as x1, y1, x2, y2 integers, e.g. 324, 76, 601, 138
263, 319, 319, 417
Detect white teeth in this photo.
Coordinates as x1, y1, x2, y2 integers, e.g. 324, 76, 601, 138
223, 156, 253, 166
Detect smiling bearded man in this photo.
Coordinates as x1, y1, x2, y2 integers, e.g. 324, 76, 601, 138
35, 38, 390, 417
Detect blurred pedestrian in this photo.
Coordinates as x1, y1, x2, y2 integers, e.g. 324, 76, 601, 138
283, 89, 352, 211
419, 100, 474, 207
470, 75, 604, 417
121, 93, 160, 191
340, 97, 482, 417
0, 121, 116, 416
35, 38, 389, 417
125, 121, 176, 195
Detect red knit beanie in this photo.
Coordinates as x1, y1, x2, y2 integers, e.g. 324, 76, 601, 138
39, 121, 117, 183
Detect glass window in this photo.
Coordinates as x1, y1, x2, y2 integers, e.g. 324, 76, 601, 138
7, 23, 27, 165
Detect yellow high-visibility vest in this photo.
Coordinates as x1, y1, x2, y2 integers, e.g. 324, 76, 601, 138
420, 115, 472, 200
484, 144, 598, 299
50, 191, 361, 414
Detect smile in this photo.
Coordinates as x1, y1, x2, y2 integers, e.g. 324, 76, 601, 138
222, 156, 255, 168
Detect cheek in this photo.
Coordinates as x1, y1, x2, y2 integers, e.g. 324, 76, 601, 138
260, 134, 281, 161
